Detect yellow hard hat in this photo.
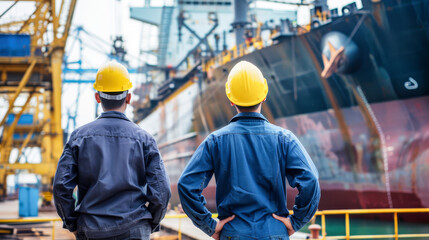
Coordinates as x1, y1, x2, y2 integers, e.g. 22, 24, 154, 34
225, 61, 268, 107
94, 61, 132, 92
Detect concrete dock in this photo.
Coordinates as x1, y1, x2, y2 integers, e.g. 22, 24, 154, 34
0, 200, 173, 240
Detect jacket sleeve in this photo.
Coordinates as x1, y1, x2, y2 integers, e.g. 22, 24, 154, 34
53, 140, 79, 232
284, 132, 321, 232
145, 137, 171, 232
177, 137, 217, 236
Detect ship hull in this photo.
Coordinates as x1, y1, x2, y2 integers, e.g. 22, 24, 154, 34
139, 0, 429, 218
164, 96, 429, 212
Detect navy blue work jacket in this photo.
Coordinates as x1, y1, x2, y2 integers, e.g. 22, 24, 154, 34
53, 111, 171, 238
178, 112, 320, 238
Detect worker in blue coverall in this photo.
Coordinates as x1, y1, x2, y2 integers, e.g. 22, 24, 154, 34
53, 61, 171, 240
178, 61, 321, 240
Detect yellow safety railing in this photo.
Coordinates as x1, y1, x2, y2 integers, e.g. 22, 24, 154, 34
202, 37, 266, 74
163, 213, 218, 240
313, 208, 429, 240
1, 209, 428, 240
0, 217, 62, 239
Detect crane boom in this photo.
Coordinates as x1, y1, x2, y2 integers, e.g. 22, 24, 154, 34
0, 0, 77, 206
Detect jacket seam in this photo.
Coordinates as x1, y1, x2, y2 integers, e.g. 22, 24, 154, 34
71, 134, 145, 143
213, 132, 284, 138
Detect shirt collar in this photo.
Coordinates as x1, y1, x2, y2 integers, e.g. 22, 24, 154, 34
229, 112, 269, 123
98, 111, 131, 122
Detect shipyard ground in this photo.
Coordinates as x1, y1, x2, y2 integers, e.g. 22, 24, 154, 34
0, 200, 180, 240
0, 200, 309, 240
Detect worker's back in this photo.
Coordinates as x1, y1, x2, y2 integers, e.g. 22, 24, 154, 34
54, 61, 171, 240
210, 112, 291, 237
55, 111, 169, 238
178, 61, 320, 239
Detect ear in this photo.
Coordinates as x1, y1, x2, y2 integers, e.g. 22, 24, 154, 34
125, 93, 131, 104
230, 101, 235, 106
95, 92, 101, 103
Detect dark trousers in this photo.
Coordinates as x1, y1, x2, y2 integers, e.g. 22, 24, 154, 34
76, 223, 151, 240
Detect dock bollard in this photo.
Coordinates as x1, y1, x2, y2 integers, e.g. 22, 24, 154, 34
308, 224, 321, 239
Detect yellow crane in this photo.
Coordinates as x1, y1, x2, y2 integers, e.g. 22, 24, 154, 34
0, 0, 77, 206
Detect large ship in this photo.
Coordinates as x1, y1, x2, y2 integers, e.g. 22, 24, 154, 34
136, 0, 429, 215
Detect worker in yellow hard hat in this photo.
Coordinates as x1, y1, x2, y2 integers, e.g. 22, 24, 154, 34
225, 60, 268, 108
53, 61, 171, 240
178, 61, 320, 239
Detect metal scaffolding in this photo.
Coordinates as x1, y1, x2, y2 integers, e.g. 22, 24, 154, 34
0, 0, 77, 205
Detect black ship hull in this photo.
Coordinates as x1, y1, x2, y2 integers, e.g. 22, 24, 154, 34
139, 0, 429, 218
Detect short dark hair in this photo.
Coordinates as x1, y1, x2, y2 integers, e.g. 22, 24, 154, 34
236, 102, 261, 112
99, 91, 127, 110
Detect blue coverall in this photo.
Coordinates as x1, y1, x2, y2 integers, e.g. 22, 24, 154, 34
53, 111, 171, 239
178, 112, 321, 239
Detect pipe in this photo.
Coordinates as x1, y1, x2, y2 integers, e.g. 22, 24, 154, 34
232, 0, 248, 46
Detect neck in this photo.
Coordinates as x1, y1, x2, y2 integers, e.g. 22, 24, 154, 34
235, 105, 262, 114
237, 110, 260, 113
103, 105, 126, 113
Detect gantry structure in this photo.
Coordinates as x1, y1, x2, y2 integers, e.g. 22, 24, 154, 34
0, 0, 77, 204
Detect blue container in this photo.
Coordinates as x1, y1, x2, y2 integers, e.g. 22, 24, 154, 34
19, 187, 39, 217
6, 114, 33, 126
0, 34, 31, 57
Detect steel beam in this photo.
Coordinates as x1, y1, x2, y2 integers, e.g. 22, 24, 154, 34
40, 90, 52, 187
46, 49, 64, 187
63, 68, 139, 74
0, 0, 78, 202
63, 79, 94, 84
60, 0, 77, 44
15, 123, 37, 163
0, 59, 36, 127
0, 93, 33, 197
1, 93, 34, 156
0, 163, 56, 175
